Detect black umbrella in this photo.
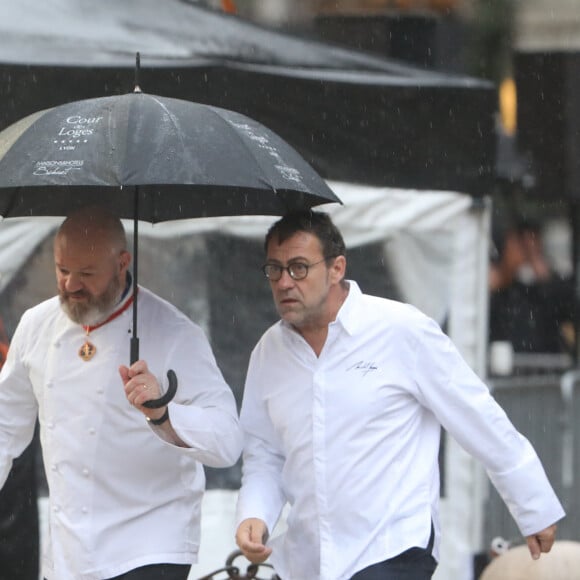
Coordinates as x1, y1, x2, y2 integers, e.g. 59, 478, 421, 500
0, 88, 341, 406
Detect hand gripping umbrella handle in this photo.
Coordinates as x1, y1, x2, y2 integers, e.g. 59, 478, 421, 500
130, 188, 177, 411
142, 369, 178, 409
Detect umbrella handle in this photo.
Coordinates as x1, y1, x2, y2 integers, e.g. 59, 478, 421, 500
142, 369, 178, 409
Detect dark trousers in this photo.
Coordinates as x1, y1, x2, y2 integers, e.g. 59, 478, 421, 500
108, 564, 191, 580
350, 523, 437, 580
46, 563, 191, 580
349, 548, 437, 580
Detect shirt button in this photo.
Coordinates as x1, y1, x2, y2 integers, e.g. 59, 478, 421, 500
53, 505, 60, 513
47, 422, 55, 429
82, 468, 90, 477
46, 382, 53, 389
88, 427, 96, 435
81, 507, 89, 514
96, 387, 104, 394
51, 464, 58, 472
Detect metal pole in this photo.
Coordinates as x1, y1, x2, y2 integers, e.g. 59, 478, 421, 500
573, 201, 580, 366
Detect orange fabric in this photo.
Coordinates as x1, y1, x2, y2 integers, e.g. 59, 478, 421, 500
222, 0, 236, 13
0, 342, 7, 369
0, 317, 8, 369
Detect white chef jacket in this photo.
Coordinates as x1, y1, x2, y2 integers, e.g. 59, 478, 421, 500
236, 281, 565, 580
0, 286, 242, 580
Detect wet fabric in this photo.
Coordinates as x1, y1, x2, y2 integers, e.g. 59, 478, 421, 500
237, 281, 565, 580
0, 287, 241, 580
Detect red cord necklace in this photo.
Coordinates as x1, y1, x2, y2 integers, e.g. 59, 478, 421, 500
78, 292, 136, 362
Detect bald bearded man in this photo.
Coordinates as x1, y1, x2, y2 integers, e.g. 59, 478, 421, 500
0, 206, 242, 580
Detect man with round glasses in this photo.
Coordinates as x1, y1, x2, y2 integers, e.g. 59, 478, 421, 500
235, 210, 564, 580
262, 258, 330, 282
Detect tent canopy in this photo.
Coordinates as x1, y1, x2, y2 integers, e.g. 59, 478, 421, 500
0, 0, 496, 195
0, 0, 481, 73
0, 182, 486, 370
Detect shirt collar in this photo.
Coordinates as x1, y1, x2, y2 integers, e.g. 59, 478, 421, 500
279, 279, 363, 336
332, 279, 363, 335
119, 271, 133, 304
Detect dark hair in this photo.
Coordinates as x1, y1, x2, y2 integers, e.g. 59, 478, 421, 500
265, 210, 346, 259
491, 217, 543, 262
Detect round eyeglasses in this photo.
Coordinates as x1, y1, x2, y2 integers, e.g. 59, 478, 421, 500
261, 258, 330, 281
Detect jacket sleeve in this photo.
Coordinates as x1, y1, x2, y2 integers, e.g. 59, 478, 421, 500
235, 345, 287, 535
412, 315, 565, 536
149, 316, 242, 468
0, 314, 38, 489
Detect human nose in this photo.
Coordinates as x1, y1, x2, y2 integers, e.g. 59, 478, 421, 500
63, 272, 83, 292
275, 267, 295, 288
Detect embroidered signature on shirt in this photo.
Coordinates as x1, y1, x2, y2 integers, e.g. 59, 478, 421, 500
346, 361, 378, 376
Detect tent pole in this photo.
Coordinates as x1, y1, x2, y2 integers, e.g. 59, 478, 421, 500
573, 201, 580, 367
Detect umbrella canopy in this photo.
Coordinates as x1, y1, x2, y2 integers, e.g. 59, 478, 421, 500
0, 91, 340, 218
0, 90, 341, 406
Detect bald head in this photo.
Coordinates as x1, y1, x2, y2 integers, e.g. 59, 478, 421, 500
56, 206, 127, 254
54, 206, 131, 325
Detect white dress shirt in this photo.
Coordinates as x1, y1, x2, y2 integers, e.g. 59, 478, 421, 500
236, 281, 565, 580
0, 287, 242, 580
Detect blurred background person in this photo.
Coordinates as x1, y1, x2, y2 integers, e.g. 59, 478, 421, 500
489, 218, 575, 355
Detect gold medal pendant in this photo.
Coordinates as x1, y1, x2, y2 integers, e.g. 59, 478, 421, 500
79, 341, 97, 362
78, 292, 135, 363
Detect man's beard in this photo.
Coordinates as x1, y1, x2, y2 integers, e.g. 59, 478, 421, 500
59, 275, 123, 326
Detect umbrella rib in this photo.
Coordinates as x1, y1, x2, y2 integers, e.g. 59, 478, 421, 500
203, 106, 283, 194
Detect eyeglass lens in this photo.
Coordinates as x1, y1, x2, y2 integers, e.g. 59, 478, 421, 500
263, 263, 308, 281
262, 258, 330, 281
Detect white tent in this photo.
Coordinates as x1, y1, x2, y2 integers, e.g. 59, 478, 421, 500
0, 181, 491, 579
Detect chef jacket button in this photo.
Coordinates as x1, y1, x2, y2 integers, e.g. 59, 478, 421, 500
46, 382, 53, 389
96, 387, 104, 394
82, 468, 90, 477
51, 464, 57, 472
88, 427, 96, 435
81, 507, 89, 514
53, 505, 60, 513
47, 422, 54, 429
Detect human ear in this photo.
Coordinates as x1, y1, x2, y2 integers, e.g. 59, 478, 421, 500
330, 255, 346, 283
119, 250, 132, 273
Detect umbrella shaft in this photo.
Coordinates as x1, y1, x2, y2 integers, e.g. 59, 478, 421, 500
130, 337, 139, 365
131, 187, 139, 363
